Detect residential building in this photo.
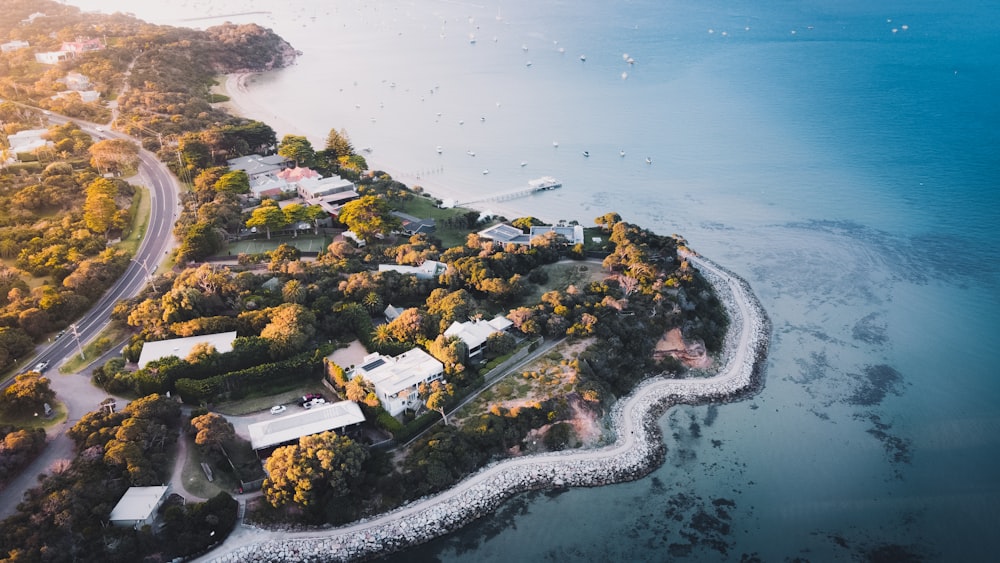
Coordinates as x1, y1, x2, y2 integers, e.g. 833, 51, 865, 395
0, 40, 29, 53
383, 304, 405, 322
109, 486, 170, 528
443, 315, 513, 359
378, 260, 446, 280
52, 90, 100, 103
34, 51, 70, 64
59, 71, 91, 90
247, 400, 365, 451
60, 38, 104, 54
136, 331, 237, 368
276, 166, 319, 183
5, 129, 51, 163
352, 349, 444, 417
391, 211, 436, 235
226, 154, 289, 181
476, 222, 585, 246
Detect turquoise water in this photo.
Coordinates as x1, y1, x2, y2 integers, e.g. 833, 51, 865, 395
72, 0, 1000, 559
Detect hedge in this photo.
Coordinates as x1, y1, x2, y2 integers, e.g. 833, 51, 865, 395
175, 353, 321, 404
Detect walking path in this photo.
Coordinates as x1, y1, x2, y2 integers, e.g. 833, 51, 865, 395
197, 255, 771, 562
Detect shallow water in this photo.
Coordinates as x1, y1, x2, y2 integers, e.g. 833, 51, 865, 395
70, 0, 1000, 559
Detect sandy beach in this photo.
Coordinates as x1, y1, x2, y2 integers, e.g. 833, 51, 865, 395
216, 73, 310, 141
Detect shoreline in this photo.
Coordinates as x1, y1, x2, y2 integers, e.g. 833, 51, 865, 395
200, 254, 771, 562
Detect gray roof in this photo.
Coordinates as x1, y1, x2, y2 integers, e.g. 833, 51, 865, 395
109, 486, 169, 523
137, 331, 237, 368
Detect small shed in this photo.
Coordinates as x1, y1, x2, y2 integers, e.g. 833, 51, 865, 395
109, 486, 170, 528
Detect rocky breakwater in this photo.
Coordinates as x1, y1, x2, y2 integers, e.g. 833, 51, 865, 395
206, 255, 770, 563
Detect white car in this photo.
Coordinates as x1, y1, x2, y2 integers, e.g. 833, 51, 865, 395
34, 361, 49, 373
270, 405, 286, 415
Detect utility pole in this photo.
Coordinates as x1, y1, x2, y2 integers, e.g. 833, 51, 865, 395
133, 257, 157, 291
70, 324, 85, 360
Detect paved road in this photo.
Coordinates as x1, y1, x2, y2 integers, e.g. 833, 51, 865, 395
0, 112, 181, 519
195, 255, 765, 561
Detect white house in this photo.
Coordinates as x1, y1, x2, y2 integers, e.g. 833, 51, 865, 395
5, 129, 51, 163
477, 223, 585, 246
0, 40, 29, 53
137, 331, 237, 368
377, 260, 446, 280
352, 349, 443, 417
443, 315, 513, 359
109, 486, 170, 528
247, 400, 365, 451
226, 154, 289, 181
297, 175, 357, 200
34, 51, 70, 64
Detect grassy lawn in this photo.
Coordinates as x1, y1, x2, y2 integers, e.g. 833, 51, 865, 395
180, 435, 240, 499
519, 260, 608, 305
223, 233, 331, 256
395, 196, 478, 248
117, 184, 150, 257
0, 401, 68, 429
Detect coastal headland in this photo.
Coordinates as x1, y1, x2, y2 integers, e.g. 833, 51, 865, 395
201, 254, 771, 562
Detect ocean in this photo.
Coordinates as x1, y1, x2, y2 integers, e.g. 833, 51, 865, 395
71, 0, 1000, 559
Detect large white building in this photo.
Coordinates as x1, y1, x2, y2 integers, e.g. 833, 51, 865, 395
247, 401, 365, 451
443, 315, 513, 359
352, 349, 444, 417
137, 331, 237, 368
377, 260, 446, 280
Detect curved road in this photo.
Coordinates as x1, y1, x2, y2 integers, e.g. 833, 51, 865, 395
196, 254, 768, 562
0, 114, 181, 519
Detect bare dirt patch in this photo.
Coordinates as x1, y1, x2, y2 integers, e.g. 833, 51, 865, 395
654, 327, 713, 369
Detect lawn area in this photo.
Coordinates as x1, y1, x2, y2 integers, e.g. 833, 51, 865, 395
519, 259, 608, 305
117, 184, 150, 257
224, 233, 331, 256
395, 196, 479, 248
180, 435, 240, 499
59, 327, 130, 374
0, 401, 67, 429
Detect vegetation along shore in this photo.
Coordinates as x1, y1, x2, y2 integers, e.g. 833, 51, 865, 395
0, 2, 769, 561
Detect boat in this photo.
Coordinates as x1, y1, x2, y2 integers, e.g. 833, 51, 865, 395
582, 150, 590, 157
646, 157, 652, 164
520, 161, 528, 167
528, 176, 561, 191
553, 141, 559, 147
482, 169, 489, 175
579, 54, 586, 61
619, 149, 626, 157
467, 150, 476, 156
436, 146, 443, 154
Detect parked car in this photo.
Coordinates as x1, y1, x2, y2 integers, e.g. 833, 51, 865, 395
298, 393, 324, 406
270, 405, 286, 415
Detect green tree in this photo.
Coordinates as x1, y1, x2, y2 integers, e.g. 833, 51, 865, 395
246, 200, 287, 240
281, 279, 306, 304
88, 138, 140, 174
177, 221, 223, 263
259, 303, 316, 358
190, 413, 236, 453
277, 134, 315, 167
213, 170, 250, 195
336, 195, 400, 243
83, 178, 124, 240
419, 380, 455, 426
262, 431, 368, 508
324, 127, 353, 158
0, 372, 56, 418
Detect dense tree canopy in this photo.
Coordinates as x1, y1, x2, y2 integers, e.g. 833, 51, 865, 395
263, 431, 368, 508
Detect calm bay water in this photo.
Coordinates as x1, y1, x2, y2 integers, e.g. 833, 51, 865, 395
73, 0, 1000, 559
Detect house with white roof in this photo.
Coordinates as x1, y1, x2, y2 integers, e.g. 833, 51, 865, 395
34, 51, 70, 64
137, 331, 237, 368
247, 400, 365, 451
443, 315, 513, 360
352, 349, 444, 417
227, 154, 289, 181
5, 129, 51, 163
109, 486, 170, 528
477, 223, 585, 246
0, 40, 29, 53
378, 260, 446, 280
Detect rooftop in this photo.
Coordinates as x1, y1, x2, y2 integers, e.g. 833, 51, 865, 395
247, 401, 365, 450
137, 331, 237, 368
109, 486, 169, 523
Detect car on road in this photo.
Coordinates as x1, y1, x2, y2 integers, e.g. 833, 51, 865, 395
95, 126, 104, 132
270, 405, 286, 415
34, 361, 49, 373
